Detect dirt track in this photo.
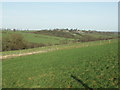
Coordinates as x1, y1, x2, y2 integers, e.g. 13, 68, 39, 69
1, 48, 58, 60
1, 41, 111, 60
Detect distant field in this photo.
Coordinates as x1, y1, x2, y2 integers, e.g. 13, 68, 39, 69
3, 39, 118, 88
2, 30, 119, 52
21, 32, 74, 44
2, 30, 74, 45
2, 30, 118, 45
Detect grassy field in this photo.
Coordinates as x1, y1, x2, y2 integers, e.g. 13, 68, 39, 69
2, 39, 118, 88
2, 30, 118, 52
2, 30, 118, 45
2, 30, 74, 45
1, 39, 114, 56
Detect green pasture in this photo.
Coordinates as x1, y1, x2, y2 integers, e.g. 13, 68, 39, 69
2, 39, 116, 56
2, 30, 74, 45
2, 40, 118, 88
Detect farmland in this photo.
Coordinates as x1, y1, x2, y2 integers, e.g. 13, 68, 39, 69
1, 2, 119, 89
2, 30, 118, 51
2, 39, 118, 88
2, 30, 74, 45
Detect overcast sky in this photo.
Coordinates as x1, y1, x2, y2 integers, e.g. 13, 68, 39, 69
1, 2, 118, 31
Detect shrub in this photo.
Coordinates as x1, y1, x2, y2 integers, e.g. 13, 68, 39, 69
2, 33, 47, 51
2, 33, 27, 51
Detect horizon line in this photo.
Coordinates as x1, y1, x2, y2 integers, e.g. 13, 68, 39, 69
1, 28, 118, 32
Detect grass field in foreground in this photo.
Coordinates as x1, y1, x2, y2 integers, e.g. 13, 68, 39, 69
3, 40, 118, 88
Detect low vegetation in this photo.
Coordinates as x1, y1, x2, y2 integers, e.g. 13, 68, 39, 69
2, 29, 118, 51
3, 40, 118, 88
2, 33, 46, 51
2, 29, 119, 88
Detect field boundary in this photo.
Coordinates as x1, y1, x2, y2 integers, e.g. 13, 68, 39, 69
1, 40, 112, 60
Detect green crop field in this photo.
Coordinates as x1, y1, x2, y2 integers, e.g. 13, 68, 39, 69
1, 2, 119, 89
2, 39, 118, 88
21, 32, 74, 44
